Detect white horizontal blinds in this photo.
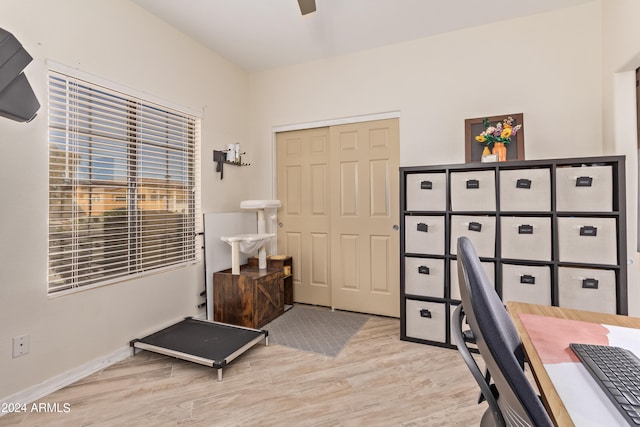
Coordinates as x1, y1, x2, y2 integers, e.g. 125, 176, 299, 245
48, 70, 198, 293
135, 103, 197, 272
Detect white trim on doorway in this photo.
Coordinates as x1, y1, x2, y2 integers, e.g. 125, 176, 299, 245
272, 110, 401, 133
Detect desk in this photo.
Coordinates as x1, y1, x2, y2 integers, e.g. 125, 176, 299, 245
507, 301, 640, 427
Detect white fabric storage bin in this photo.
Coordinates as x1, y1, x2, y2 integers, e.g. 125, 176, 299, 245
405, 299, 446, 343
556, 165, 613, 212
405, 215, 445, 255
500, 216, 552, 261
557, 217, 617, 265
450, 170, 496, 211
450, 259, 494, 301
406, 172, 447, 211
499, 168, 551, 211
501, 264, 551, 305
450, 303, 472, 347
404, 257, 445, 298
450, 215, 496, 258
558, 267, 616, 314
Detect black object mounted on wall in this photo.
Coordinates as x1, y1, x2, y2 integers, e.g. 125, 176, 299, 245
0, 27, 40, 122
298, 0, 316, 15
213, 149, 251, 180
213, 150, 226, 179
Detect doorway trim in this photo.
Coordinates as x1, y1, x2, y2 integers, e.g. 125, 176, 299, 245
272, 110, 401, 133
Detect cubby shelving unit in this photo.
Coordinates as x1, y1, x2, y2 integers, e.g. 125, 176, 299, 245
400, 155, 627, 348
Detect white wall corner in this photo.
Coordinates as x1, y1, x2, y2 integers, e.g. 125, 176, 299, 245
612, 70, 640, 316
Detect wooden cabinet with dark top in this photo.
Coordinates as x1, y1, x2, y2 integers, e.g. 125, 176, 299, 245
213, 265, 283, 329
268, 256, 293, 305
248, 256, 294, 305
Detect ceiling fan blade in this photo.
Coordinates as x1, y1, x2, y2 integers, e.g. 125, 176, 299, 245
298, 0, 316, 15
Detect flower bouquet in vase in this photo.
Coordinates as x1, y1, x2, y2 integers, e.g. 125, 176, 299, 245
475, 116, 522, 162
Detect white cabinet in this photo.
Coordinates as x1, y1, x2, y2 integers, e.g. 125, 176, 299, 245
557, 267, 617, 314
557, 217, 618, 265
405, 299, 446, 343
450, 170, 496, 211
404, 215, 445, 255
556, 165, 613, 212
404, 257, 445, 298
501, 216, 552, 261
401, 156, 626, 348
499, 168, 551, 211
450, 215, 496, 258
501, 264, 551, 306
406, 172, 447, 211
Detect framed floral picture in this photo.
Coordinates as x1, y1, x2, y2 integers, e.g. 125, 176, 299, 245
464, 113, 524, 163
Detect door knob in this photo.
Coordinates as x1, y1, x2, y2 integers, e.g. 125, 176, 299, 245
278, 222, 284, 228
393, 224, 399, 231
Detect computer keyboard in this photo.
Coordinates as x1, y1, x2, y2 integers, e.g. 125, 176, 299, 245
570, 343, 640, 425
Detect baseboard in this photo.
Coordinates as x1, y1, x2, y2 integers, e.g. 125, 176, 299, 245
0, 346, 130, 414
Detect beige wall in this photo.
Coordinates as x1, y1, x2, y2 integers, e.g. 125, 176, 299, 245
0, 0, 251, 399
249, 2, 603, 177
602, 0, 640, 315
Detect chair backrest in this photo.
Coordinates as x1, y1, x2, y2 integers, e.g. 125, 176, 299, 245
457, 237, 552, 427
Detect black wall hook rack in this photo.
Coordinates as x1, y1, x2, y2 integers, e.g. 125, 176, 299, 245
213, 150, 251, 180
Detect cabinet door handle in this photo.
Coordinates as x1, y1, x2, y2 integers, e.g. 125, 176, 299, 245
418, 266, 430, 275
516, 178, 532, 189
417, 223, 428, 232
580, 226, 597, 237
576, 176, 593, 187
468, 222, 482, 232
466, 179, 479, 189
518, 224, 533, 234
520, 275, 536, 284
420, 180, 432, 190
419, 308, 432, 318
582, 278, 599, 289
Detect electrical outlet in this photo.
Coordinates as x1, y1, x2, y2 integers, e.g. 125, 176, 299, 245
12, 334, 29, 358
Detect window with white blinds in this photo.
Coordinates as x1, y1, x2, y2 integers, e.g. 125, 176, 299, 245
48, 69, 200, 294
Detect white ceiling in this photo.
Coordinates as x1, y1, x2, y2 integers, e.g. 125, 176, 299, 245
132, 0, 594, 72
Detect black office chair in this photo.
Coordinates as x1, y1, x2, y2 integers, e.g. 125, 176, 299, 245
452, 237, 553, 427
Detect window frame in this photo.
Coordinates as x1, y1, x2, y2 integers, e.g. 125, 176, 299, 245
47, 62, 201, 296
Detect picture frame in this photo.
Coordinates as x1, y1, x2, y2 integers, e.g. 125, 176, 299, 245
464, 113, 525, 163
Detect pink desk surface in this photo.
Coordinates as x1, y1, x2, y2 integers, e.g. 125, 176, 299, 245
519, 313, 640, 426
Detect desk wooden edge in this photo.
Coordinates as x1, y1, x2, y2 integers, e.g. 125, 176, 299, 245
507, 302, 640, 427
506, 302, 574, 427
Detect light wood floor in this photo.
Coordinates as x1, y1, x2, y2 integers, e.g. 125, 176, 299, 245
0, 315, 486, 426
